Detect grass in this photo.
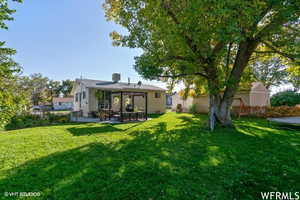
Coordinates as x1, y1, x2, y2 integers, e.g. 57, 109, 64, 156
0, 112, 299, 200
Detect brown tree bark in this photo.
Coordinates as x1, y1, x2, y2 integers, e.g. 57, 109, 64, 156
206, 65, 222, 131
208, 39, 259, 131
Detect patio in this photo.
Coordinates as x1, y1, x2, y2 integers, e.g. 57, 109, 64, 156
267, 117, 300, 125
71, 90, 148, 123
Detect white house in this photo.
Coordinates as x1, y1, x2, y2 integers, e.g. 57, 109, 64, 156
71, 74, 166, 117
53, 97, 73, 110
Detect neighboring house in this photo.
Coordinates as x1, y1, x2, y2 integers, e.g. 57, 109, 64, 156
172, 82, 270, 113
53, 97, 73, 110
71, 74, 166, 117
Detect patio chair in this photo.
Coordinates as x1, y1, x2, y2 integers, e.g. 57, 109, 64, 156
97, 110, 110, 121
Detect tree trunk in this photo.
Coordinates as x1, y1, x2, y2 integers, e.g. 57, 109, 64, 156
208, 93, 233, 131
217, 99, 233, 126
207, 39, 259, 131
208, 93, 220, 131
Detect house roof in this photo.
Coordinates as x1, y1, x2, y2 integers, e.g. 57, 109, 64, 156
74, 79, 166, 92
53, 97, 73, 103
251, 82, 268, 92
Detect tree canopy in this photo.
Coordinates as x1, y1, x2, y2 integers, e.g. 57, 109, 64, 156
0, 0, 22, 29
59, 80, 75, 97
251, 57, 289, 89
104, 0, 300, 129
0, 0, 24, 127
19, 74, 75, 106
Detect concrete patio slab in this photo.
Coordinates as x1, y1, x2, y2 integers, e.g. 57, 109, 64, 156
267, 117, 300, 125
71, 117, 150, 124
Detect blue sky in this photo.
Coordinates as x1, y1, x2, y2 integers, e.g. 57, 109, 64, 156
1, 0, 293, 94
0, 0, 166, 88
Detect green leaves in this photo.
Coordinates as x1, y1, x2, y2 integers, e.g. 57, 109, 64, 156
0, 42, 27, 128
104, 0, 300, 117
287, 65, 300, 90
271, 90, 300, 107
251, 57, 289, 89
0, 0, 24, 127
0, 0, 22, 29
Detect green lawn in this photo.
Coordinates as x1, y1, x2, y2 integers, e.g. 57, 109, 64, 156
0, 112, 299, 200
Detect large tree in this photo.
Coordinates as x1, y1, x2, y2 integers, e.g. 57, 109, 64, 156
20, 73, 50, 106
48, 80, 61, 97
59, 79, 74, 97
104, 0, 300, 130
0, 0, 24, 127
0, 42, 29, 127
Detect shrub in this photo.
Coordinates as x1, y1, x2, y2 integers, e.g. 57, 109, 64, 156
189, 104, 197, 114
264, 106, 300, 118
47, 113, 70, 123
5, 113, 70, 130
271, 90, 300, 107
176, 104, 183, 113
5, 114, 46, 130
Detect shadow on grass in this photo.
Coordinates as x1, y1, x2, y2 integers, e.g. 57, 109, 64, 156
275, 124, 300, 131
0, 114, 299, 200
148, 113, 164, 119
67, 125, 123, 136
67, 122, 145, 136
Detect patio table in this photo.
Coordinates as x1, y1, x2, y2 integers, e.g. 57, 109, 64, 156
121, 111, 145, 121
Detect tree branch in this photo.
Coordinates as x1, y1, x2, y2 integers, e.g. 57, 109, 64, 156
254, 50, 277, 54
158, 55, 195, 63
225, 42, 233, 79
251, 4, 274, 33
212, 42, 225, 57
161, 0, 206, 63
159, 72, 208, 79
262, 41, 300, 61
254, 8, 295, 41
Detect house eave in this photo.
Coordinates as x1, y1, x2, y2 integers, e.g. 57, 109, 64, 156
85, 86, 166, 92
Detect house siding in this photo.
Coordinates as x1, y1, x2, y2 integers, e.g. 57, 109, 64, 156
172, 93, 251, 113
171, 82, 270, 113
73, 86, 166, 115
147, 91, 166, 114
88, 88, 98, 112
73, 83, 89, 117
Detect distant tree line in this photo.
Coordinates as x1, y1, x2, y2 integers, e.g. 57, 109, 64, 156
19, 73, 74, 106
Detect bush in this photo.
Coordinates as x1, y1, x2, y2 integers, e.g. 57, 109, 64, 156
47, 113, 70, 123
264, 106, 300, 118
189, 104, 197, 114
5, 113, 70, 130
271, 90, 300, 107
176, 104, 183, 113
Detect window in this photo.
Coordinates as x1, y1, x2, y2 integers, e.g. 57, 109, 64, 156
155, 92, 161, 98
59, 102, 62, 106
75, 93, 78, 102
83, 91, 86, 99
